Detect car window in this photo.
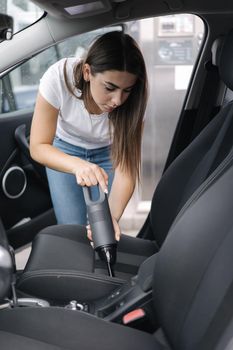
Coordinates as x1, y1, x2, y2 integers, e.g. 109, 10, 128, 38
0, 26, 122, 113
123, 15, 204, 228
125, 15, 204, 209
0, 15, 204, 230
0, 0, 43, 33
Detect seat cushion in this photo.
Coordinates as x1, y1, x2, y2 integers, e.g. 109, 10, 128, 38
17, 225, 157, 301
0, 307, 163, 350
0, 330, 62, 350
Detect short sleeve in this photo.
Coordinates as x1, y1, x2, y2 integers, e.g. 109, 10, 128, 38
39, 59, 66, 109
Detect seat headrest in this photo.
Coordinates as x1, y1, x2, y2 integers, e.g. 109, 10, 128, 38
212, 29, 233, 90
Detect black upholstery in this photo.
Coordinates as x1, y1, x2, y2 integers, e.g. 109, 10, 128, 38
16, 29, 233, 301
17, 227, 157, 300
152, 150, 233, 349
1, 113, 233, 348
0, 307, 161, 350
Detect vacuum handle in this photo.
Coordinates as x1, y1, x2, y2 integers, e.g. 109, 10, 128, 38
83, 186, 105, 206
83, 186, 116, 249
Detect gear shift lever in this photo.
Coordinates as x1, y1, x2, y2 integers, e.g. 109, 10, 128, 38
83, 186, 117, 277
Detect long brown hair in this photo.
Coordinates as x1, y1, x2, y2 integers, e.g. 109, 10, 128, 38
64, 31, 148, 183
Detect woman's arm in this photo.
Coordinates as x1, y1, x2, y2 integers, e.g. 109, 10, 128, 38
109, 166, 135, 221
108, 166, 136, 240
106, 121, 145, 241
30, 93, 108, 191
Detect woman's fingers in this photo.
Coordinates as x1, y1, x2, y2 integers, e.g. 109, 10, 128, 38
87, 219, 121, 246
75, 161, 108, 191
86, 225, 92, 241
76, 175, 84, 185
94, 166, 108, 193
90, 164, 108, 193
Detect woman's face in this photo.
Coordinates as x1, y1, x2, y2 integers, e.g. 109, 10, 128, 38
83, 64, 137, 114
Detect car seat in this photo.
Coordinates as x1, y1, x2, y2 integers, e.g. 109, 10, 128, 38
1, 113, 233, 349
16, 29, 233, 303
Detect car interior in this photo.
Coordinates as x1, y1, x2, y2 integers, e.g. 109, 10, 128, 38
1, 0, 233, 349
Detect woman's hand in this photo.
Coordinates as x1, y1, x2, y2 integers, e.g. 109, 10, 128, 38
86, 216, 121, 243
73, 158, 108, 193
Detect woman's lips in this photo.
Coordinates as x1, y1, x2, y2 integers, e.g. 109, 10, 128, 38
105, 105, 115, 112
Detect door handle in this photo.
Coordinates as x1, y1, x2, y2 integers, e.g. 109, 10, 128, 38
14, 124, 47, 183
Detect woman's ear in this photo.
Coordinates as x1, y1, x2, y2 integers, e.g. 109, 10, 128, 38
83, 63, 91, 82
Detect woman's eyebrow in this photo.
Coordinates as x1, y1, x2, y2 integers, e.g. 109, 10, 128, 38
104, 81, 135, 89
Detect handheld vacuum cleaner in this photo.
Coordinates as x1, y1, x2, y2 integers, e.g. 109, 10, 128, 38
83, 186, 117, 277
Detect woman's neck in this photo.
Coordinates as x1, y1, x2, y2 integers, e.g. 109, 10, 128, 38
85, 96, 102, 115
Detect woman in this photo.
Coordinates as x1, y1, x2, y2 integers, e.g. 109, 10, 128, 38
30, 31, 148, 241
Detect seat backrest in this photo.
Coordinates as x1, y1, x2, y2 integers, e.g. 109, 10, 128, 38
153, 139, 233, 350
149, 30, 233, 248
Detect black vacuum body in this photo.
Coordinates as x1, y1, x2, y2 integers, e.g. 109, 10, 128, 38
83, 186, 117, 277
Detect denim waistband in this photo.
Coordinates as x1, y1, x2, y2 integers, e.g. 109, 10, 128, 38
53, 136, 111, 159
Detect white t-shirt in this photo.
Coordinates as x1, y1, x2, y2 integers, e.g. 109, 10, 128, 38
39, 58, 112, 149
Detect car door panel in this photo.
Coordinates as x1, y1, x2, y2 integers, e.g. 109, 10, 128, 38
0, 111, 56, 248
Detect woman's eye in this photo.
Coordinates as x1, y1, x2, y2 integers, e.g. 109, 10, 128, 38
105, 86, 115, 92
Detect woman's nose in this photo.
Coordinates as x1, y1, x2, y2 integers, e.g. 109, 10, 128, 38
111, 91, 123, 107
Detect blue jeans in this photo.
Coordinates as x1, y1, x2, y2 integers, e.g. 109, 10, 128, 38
46, 137, 114, 225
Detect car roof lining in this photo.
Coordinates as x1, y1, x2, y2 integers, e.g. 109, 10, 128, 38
30, 0, 233, 19
1, 1, 233, 76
